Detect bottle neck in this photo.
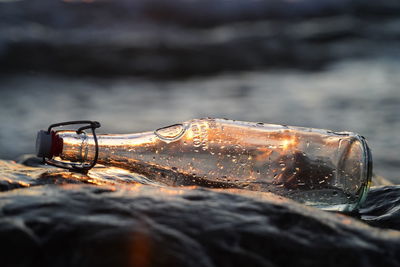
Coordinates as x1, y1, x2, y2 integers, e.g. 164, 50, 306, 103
59, 131, 154, 163
57, 130, 204, 186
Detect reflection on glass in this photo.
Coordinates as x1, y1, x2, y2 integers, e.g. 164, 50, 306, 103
56, 118, 372, 212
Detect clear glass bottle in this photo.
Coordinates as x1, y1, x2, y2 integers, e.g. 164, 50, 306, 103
37, 118, 372, 212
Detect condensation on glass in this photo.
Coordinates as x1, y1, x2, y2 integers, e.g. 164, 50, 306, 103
56, 118, 372, 212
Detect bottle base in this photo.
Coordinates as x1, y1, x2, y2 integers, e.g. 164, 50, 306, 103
288, 188, 361, 212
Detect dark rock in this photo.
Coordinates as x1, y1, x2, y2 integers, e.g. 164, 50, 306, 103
15, 154, 46, 167
1, 159, 400, 266
360, 186, 400, 231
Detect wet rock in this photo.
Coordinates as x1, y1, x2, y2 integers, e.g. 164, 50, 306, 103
360, 186, 400, 231
1, 158, 400, 267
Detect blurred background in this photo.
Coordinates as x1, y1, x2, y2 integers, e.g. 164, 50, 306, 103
0, 0, 399, 182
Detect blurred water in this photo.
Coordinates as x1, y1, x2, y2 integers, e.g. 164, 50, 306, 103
1, 57, 399, 182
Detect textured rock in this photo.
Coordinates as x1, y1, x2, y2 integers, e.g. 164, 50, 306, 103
1, 158, 400, 267
360, 186, 400, 231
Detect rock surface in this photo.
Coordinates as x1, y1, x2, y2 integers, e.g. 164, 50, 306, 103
1, 158, 400, 267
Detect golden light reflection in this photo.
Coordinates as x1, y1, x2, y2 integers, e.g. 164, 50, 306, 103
158, 187, 187, 195
281, 135, 298, 151
130, 225, 152, 267
17, 181, 30, 187
124, 183, 144, 191
253, 135, 299, 162
88, 168, 148, 191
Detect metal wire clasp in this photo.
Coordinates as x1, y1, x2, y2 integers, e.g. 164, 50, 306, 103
44, 120, 101, 174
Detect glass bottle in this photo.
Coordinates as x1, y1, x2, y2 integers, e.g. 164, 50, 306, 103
36, 118, 372, 212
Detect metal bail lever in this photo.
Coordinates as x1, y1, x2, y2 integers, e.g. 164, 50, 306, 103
43, 120, 101, 174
